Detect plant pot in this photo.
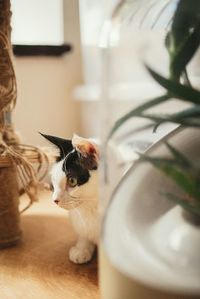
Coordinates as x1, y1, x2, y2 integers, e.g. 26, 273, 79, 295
100, 127, 200, 299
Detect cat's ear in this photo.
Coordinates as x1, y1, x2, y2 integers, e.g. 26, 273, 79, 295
39, 133, 73, 161
72, 134, 100, 162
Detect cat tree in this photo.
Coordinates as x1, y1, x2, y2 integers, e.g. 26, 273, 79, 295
0, 0, 50, 248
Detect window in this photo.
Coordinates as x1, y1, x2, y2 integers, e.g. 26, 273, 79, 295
10, 0, 71, 56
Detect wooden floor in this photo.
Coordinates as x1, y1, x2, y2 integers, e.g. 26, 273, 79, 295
0, 191, 99, 299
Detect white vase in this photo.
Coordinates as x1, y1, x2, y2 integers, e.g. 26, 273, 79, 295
100, 127, 200, 299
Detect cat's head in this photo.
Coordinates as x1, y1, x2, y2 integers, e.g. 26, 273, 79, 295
40, 133, 99, 210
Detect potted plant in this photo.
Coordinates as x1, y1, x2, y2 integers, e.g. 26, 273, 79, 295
100, 1, 200, 298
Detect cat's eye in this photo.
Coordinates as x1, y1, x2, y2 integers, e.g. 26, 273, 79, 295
67, 176, 78, 188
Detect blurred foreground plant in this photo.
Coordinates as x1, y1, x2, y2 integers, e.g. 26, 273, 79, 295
109, 0, 200, 218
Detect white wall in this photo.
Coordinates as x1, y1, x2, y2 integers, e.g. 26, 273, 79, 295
12, 0, 83, 147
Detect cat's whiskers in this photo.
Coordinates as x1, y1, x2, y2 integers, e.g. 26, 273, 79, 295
68, 194, 79, 199
60, 200, 82, 210
60, 195, 95, 210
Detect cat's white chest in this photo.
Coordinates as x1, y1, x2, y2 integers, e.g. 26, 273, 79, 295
69, 202, 99, 244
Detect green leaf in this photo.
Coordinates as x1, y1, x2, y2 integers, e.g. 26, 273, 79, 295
172, 105, 200, 119
182, 68, 192, 87
138, 113, 200, 128
170, 21, 200, 79
152, 104, 200, 132
139, 154, 180, 166
167, 0, 200, 53
147, 67, 200, 104
140, 155, 200, 201
165, 142, 191, 168
142, 105, 200, 129
108, 94, 169, 139
161, 191, 200, 217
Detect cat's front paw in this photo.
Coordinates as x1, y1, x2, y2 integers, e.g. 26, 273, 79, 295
69, 245, 94, 264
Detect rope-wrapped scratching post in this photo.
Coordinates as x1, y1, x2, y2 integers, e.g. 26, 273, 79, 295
0, 0, 21, 248
0, 167, 21, 248
0, 1, 53, 248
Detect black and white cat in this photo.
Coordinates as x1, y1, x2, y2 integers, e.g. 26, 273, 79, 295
41, 133, 99, 264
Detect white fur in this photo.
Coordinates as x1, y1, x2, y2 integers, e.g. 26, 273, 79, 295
51, 160, 99, 264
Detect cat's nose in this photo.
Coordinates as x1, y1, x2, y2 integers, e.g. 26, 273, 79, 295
54, 199, 59, 204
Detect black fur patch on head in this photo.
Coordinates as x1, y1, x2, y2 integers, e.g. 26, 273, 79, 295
39, 133, 73, 161
40, 133, 98, 186
79, 154, 98, 170
62, 150, 90, 186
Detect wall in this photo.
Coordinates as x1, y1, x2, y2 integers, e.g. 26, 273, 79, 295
12, 0, 83, 147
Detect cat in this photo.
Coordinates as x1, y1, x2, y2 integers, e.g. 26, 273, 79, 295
40, 133, 99, 264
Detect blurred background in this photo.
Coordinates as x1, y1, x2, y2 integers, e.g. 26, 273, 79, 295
10, 0, 190, 149
10, 0, 117, 146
